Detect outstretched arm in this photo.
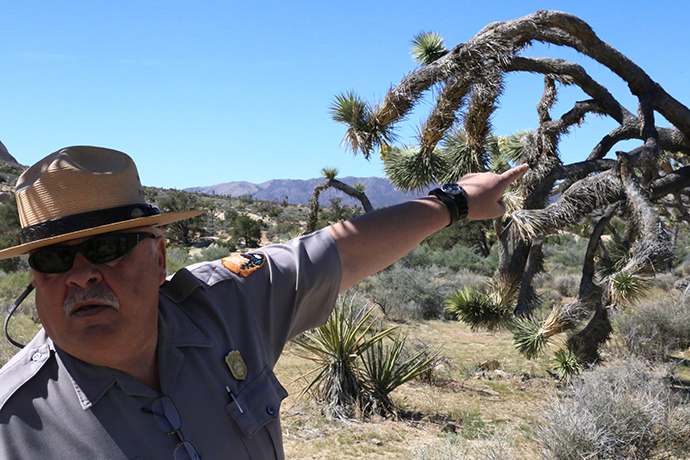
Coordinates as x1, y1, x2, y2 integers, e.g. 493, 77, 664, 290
327, 164, 529, 292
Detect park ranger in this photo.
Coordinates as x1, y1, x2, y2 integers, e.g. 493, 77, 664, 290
0, 146, 526, 459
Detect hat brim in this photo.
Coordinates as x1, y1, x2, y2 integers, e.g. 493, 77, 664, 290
0, 210, 202, 260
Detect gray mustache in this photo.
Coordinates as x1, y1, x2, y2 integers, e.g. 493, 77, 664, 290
63, 287, 120, 316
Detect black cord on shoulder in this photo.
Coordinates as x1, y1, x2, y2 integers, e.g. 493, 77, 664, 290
4, 283, 35, 349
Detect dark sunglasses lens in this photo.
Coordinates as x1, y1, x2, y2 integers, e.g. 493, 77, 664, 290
84, 235, 128, 264
29, 247, 74, 274
29, 233, 153, 274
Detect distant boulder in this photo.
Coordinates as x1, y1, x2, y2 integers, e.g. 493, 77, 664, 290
0, 141, 18, 164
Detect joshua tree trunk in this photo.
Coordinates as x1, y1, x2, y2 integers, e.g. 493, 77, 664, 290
305, 179, 374, 234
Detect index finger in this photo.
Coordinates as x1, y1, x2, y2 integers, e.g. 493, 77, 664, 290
499, 163, 529, 186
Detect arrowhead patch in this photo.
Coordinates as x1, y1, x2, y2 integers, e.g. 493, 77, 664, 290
221, 253, 265, 277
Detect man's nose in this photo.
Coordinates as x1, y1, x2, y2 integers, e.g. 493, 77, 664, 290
65, 253, 104, 287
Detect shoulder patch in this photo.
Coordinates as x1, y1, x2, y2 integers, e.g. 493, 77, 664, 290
221, 253, 266, 277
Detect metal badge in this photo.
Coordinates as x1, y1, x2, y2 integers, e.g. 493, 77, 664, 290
225, 350, 248, 380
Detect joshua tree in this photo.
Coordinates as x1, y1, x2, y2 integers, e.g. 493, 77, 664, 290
305, 167, 374, 234
332, 11, 690, 367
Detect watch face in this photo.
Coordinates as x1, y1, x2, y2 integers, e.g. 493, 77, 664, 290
440, 183, 464, 195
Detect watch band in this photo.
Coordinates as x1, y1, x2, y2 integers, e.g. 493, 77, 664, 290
429, 185, 468, 226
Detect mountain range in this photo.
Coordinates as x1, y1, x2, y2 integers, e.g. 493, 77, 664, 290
0, 141, 419, 208
185, 176, 422, 208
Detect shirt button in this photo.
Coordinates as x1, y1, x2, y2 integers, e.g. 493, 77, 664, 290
266, 405, 275, 415
31, 352, 42, 362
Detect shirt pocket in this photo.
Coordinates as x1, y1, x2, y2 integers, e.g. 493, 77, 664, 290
225, 366, 288, 438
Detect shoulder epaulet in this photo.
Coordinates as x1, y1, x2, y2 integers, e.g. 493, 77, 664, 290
0, 329, 53, 412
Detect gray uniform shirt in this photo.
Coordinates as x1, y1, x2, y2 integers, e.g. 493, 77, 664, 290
0, 229, 341, 460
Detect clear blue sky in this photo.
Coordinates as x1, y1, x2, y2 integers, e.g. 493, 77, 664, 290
2, 1, 689, 189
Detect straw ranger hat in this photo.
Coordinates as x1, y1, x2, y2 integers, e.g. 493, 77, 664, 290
0, 146, 201, 260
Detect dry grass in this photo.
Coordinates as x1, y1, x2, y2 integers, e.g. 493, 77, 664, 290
277, 320, 557, 459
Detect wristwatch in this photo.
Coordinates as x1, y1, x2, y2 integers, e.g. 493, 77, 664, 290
429, 184, 469, 226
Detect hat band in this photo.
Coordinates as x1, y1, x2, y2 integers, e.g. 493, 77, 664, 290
19, 204, 161, 244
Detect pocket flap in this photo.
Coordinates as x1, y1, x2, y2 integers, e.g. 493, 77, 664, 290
225, 366, 288, 438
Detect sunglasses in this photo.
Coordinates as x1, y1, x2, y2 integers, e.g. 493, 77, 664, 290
147, 396, 201, 460
28, 232, 157, 274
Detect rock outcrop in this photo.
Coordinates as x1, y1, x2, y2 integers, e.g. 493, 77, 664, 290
0, 141, 18, 164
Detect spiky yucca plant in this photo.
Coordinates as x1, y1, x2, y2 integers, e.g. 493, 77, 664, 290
383, 145, 448, 192
410, 31, 447, 65
293, 297, 396, 418
439, 128, 485, 177
512, 315, 549, 359
596, 238, 630, 278
496, 130, 529, 163
321, 167, 339, 180
445, 285, 513, 331
608, 270, 650, 307
513, 304, 586, 359
552, 348, 582, 381
329, 91, 397, 159
361, 335, 438, 416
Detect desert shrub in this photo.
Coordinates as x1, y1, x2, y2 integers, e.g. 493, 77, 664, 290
274, 205, 309, 224
552, 274, 579, 297
265, 220, 301, 242
191, 245, 233, 263
404, 244, 498, 275
616, 296, 690, 361
648, 272, 679, 291
0, 271, 32, 306
536, 289, 563, 309
538, 357, 690, 459
166, 247, 192, 275
0, 271, 38, 358
531, 272, 552, 290
237, 194, 254, 205
413, 432, 519, 460
356, 264, 485, 320
255, 201, 279, 215
543, 234, 588, 274
0, 195, 22, 273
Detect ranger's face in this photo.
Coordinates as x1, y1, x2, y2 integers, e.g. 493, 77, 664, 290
31, 229, 167, 371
